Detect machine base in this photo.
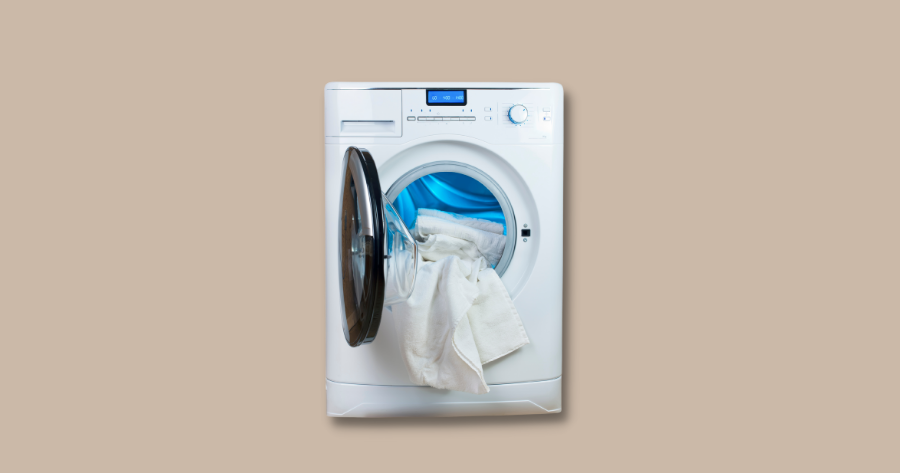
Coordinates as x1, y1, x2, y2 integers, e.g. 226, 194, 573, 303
326, 376, 562, 417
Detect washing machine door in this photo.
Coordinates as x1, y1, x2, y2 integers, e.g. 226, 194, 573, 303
339, 146, 417, 347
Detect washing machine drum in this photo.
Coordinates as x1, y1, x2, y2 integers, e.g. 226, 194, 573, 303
339, 147, 417, 347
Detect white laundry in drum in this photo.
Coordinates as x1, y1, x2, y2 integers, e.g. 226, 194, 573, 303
391, 209, 529, 395
412, 209, 507, 268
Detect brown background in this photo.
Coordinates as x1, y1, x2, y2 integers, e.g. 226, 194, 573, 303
2, 1, 898, 471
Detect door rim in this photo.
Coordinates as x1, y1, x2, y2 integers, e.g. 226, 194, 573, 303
338, 146, 386, 347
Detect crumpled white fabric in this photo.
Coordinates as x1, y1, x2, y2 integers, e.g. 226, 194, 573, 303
417, 208, 505, 235
412, 210, 507, 268
391, 210, 529, 394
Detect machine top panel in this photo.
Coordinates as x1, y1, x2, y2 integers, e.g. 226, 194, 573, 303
325, 82, 560, 90
324, 83, 563, 145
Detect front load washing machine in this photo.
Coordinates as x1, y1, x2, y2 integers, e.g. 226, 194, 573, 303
325, 82, 564, 417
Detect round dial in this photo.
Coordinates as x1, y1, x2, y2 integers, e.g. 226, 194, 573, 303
508, 104, 528, 124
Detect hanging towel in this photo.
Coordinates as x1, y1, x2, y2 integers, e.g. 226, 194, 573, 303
391, 209, 529, 395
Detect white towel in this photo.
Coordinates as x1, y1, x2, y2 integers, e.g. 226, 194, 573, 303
417, 208, 505, 235
390, 210, 529, 395
413, 209, 507, 268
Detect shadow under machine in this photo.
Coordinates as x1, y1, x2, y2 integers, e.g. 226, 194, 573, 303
324, 83, 564, 417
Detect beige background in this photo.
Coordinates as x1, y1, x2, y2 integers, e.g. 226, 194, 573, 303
2, 1, 898, 471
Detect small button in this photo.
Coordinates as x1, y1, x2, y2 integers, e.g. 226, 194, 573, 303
543, 116, 551, 121
484, 116, 493, 121
448, 117, 459, 121
484, 106, 493, 112
461, 117, 475, 121
417, 117, 426, 121
408, 116, 416, 121
543, 107, 551, 112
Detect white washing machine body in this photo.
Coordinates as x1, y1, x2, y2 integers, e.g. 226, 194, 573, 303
324, 83, 564, 417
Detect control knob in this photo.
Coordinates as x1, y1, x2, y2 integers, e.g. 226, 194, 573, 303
508, 104, 528, 124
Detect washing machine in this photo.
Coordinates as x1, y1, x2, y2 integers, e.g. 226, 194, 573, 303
325, 82, 564, 417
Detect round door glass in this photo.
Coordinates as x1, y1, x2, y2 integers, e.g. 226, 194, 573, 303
382, 199, 417, 307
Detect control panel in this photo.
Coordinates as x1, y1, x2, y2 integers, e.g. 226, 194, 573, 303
398, 88, 558, 144
324, 85, 561, 145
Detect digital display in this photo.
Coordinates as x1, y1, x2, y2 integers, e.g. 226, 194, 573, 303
427, 90, 466, 105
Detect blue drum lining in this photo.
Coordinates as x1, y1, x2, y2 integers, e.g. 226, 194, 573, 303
391, 172, 507, 235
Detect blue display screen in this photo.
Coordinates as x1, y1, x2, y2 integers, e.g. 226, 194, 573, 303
427, 90, 466, 105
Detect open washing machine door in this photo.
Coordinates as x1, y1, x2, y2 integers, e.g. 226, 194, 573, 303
339, 146, 418, 347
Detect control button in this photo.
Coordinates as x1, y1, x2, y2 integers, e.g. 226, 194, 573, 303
543, 116, 551, 121
543, 107, 551, 112
484, 107, 493, 112
484, 116, 493, 121
408, 116, 416, 121
461, 117, 475, 121
417, 117, 426, 121
448, 117, 459, 121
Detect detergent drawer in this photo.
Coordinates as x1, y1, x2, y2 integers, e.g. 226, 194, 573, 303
325, 89, 402, 137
